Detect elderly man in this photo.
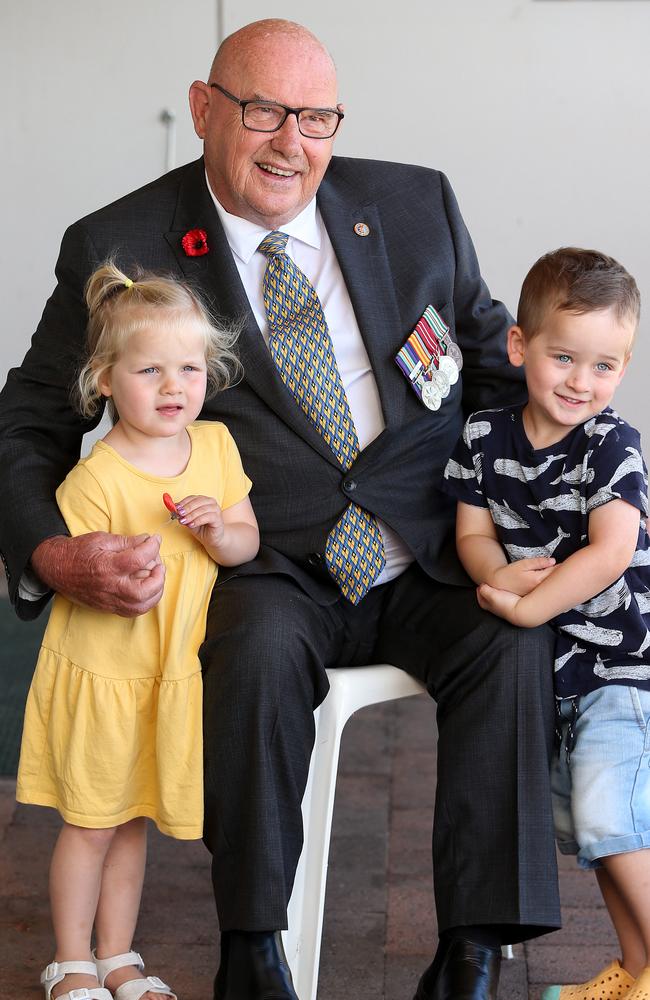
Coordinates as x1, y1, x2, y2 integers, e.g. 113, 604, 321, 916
0, 18, 560, 1000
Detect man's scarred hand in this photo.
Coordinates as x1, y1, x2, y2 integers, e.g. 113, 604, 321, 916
30, 533, 165, 617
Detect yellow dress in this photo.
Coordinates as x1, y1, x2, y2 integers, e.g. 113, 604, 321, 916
16, 422, 251, 839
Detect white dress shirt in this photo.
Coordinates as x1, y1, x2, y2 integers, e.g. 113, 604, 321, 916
208, 180, 413, 585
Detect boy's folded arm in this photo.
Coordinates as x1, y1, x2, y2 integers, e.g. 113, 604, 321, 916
507, 498, 641, 628
456, 501, 507, 584
455, 501, 555, 597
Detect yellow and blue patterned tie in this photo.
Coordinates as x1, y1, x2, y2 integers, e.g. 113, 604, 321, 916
258, 231, 385, 604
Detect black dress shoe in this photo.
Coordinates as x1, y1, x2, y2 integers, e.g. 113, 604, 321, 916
214, 930, 299, 1000
413, 937, 501, 1000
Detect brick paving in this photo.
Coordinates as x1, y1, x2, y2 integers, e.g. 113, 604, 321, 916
0, 693, 617, 999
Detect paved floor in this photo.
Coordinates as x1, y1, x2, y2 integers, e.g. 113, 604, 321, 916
0, 694, 617, 999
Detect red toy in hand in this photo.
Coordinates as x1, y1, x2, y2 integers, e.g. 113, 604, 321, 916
163, 493, 179, 520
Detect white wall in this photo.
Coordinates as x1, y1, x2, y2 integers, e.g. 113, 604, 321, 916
0, 0, 213, 368
3, 0, 649, 440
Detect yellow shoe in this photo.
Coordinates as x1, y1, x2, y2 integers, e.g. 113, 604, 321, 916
541, 959, 635, 1000
626, 968, 650, 999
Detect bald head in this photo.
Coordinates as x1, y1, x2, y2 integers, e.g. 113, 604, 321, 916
189, 18, 342, 229
209, 19, 336, 86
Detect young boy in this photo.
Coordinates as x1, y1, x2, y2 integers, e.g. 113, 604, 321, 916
443, 247, 650, 1000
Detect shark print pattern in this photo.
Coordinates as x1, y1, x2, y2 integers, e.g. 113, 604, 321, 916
527, 489, 585, 515
633, 590, 650, 614
561, 621, 624, 646
583, 417, 620, 442
593, 653, 650, 681
550, 462, 595, 487
487, 499, 530, 530
504, 528, 571, 562
443, 404, 650, 697
464, 419, 493, 444
629, 629, 650, 658
554, 642, 587, 673
587, 447, 647, 511
494, 454, 567, 481
574, 577, 631, 618
445, 457, 477, 482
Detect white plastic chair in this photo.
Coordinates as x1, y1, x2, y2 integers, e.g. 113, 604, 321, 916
282, 663, 426, 1000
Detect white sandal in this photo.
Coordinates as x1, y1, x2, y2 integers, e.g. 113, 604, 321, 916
41, 960, 113, 1000
93, 951, 176, 1000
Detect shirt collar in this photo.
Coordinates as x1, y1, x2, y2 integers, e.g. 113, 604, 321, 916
205, 171, 321, 264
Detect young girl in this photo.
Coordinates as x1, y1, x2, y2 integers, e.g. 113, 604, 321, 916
443, 248, 650, 1000
16, 262, 260, 1000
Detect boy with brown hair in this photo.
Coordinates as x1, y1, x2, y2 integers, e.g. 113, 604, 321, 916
444, 247, 650, 1000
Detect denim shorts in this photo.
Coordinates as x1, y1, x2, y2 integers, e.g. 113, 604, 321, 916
552, 684, 650, 869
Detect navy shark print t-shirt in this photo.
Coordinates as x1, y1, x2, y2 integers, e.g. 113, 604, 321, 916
443, 404, 650, 697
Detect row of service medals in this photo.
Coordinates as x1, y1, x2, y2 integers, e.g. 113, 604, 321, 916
395, 305, 463, 411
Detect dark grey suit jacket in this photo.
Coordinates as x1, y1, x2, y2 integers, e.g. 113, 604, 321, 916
0, 155, 524, 617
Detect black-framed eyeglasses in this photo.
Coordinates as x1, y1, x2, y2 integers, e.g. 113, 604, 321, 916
210, 83, 344, 139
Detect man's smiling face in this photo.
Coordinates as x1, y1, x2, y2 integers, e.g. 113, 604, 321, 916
190, 27, 340, 229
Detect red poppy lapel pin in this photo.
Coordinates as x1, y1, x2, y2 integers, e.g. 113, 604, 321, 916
181, 228, 209, 257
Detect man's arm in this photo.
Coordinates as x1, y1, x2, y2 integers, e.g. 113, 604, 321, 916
0, 222, 164, 619
0, 222, 100, 616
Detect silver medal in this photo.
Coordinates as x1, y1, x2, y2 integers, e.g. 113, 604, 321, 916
445, 341, 463, 370
421, 381, 442, 410
438, 354, 459, 385
432, 368, 451, 398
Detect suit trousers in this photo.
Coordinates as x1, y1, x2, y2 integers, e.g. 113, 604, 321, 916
200, 563, 560, 942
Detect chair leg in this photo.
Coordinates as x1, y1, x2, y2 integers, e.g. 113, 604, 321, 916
283, 688, 348, 1000
283, 667, 427, 998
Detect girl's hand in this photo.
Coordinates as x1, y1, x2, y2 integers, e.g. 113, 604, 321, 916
489, 557, 556, 596
169, 493, 259, 566
476, 583, 525, 625
175, 494, 226, 548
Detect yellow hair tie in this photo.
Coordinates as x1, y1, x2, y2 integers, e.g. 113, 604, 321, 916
124, 278, 134, 289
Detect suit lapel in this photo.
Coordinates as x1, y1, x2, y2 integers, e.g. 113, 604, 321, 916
317, 170, 407, 429
163, 160, 341, 468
